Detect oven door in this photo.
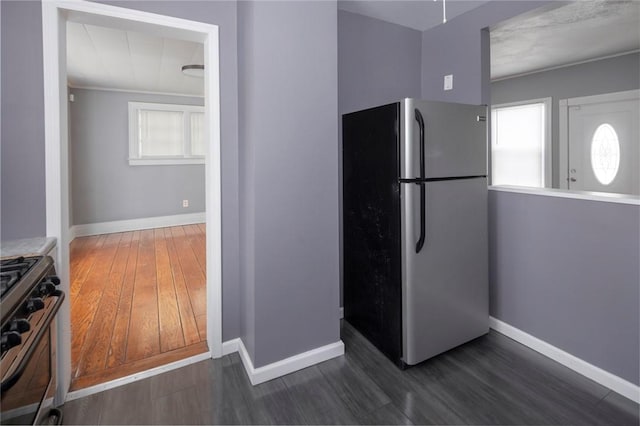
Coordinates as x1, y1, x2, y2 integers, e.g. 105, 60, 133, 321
1, 294, 64, 425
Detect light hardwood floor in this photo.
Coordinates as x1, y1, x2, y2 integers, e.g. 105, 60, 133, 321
69, 224, 208, 391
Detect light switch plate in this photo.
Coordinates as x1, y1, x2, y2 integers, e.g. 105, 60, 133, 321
444, 74, 453, 91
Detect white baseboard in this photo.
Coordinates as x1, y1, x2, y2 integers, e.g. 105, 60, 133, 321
236, 339, 345, 386
222, 338, 240, 356
69, 212, 205, 240
489, 317, 640, 404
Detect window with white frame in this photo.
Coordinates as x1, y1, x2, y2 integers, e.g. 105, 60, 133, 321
128, 102, 205, 165
491, 98, 551, 188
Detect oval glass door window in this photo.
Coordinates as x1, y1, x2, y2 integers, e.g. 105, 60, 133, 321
590, 123, 620, 185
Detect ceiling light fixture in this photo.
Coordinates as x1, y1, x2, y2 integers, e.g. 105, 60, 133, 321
434, 0, 447, 24
182, 64, 204, 78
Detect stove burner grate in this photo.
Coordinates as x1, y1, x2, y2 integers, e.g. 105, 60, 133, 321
0, 256, 40, 299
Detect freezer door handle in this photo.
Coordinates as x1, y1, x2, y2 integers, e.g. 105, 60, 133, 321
415, 108, 425, 179
416, 182, 425, 253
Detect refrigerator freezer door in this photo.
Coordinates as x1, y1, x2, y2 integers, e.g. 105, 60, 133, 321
400, 99, 487, 179
401, 177, 488, 365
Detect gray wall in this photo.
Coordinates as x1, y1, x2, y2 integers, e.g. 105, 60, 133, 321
421, 1, 549, 104
1, 1, 46, 241
338, 10, 422, 114
237, 0, 256, 363
1, 0, 241, 340
492, 52, 640, 188
3, 0, 341, 374
237, 0, 340, 368
69, 88, 205, 225
421, 0, 640, 385
338, 10, 422, 305
490, 192, 640, 384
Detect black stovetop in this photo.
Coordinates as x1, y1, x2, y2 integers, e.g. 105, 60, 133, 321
0, 256, 41, 299
0, 255, 54, 327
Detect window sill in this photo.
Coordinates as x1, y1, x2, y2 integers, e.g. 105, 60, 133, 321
129, 158, 205, 166
489, 185, 640, 206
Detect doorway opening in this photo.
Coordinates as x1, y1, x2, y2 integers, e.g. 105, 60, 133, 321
65, 21, 208, 390
560, 90, 640, 195
42, 0, 222, 401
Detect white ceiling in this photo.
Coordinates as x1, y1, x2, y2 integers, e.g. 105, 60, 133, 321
338, 0, 490, 31
491, 0, 640, 80
66, 22, 204, 96
67, 1, 639, 93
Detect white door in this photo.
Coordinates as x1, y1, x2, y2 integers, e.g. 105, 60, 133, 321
567, 91, 639, 195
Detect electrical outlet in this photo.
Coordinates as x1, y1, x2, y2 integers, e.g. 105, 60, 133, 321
444, 74, 453, 91
182, 199, 189, 208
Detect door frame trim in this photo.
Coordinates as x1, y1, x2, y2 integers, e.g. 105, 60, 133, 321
42, 0, 222, 403
64, 351, 212, 402
559, 89, 640, 190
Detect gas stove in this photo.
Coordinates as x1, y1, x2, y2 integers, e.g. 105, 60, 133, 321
1, 257, 40, 298
0, 255, 64, 425
0, 256, 59, 327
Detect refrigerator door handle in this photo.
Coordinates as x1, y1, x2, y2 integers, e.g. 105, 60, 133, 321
414, 108, 426, 253
416, 182, 425, 253
414, 108, 425, 179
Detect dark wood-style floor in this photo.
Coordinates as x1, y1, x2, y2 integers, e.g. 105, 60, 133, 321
69, 225, 207, 391
62, 321, 639, 425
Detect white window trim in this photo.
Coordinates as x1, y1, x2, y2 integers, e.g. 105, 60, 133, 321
128, 101, 205, 165
491, 97, 552, 188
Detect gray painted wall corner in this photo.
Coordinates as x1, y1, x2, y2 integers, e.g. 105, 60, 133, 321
237, 0, 257, 363
238, 0, 340, 369
338, 10, 422, 114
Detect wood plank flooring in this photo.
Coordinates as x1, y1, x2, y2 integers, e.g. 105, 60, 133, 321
69, 224, 208, 391
63, 321, 640, 425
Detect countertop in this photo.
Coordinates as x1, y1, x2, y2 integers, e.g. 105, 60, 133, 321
1, 237, 57, 258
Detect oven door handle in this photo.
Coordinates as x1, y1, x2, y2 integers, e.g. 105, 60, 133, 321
1, 291, 65, 392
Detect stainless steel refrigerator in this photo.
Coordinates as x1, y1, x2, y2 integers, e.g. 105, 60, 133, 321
342, 98, 488, 367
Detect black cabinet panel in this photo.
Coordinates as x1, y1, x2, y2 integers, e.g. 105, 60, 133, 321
342, 103, 403, 366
